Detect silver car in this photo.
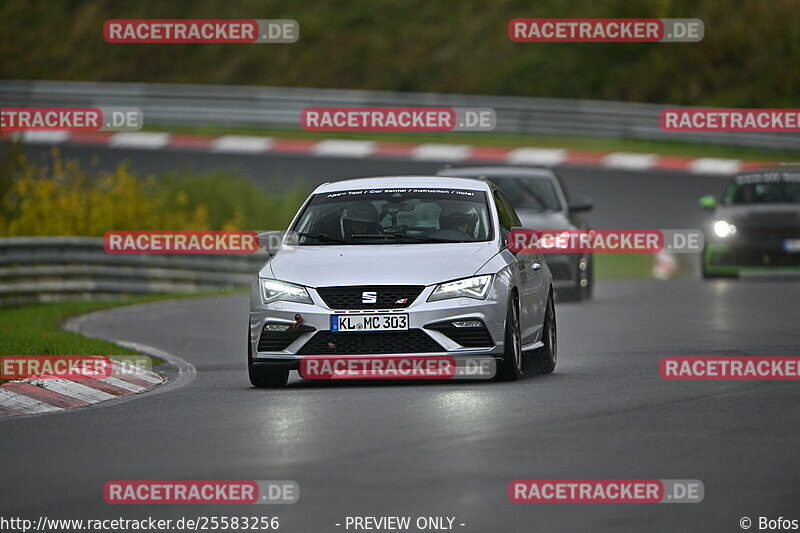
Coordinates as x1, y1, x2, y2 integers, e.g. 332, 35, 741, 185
248, 176, 557, 387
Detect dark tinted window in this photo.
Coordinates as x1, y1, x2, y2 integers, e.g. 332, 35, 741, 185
293, 188, 494, 244
488, 176, 562, 211
722, 172, 800, 205
493, 190, 517, 231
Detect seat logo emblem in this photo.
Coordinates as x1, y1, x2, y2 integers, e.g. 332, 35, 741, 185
362, 291, 377, 304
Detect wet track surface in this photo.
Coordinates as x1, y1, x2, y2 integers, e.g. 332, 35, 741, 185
2, 280, 799, 532
3, 144, 799, 531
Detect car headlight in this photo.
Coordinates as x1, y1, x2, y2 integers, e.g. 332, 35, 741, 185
713, 220, 737, 238
259, 278, 312, 304
428, 275, 492, 302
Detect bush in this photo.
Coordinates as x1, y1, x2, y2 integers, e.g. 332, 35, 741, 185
0, 147, 308, 236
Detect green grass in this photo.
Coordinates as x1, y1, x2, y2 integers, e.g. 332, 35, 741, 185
146, 125, 800, 163
0, 292, 235, 385
594, 253, 657, 280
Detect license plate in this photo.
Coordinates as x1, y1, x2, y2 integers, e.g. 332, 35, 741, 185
331, 314, 408, 332
784, 239, 800, 253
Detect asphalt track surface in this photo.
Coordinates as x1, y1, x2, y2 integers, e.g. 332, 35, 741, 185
3, 280, 800, 532
3, 144, 800, 532
20, 144, 732, 229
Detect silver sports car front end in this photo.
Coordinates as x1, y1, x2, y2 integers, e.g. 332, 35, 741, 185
247, 176, 555, 387
249, 266, 512, 365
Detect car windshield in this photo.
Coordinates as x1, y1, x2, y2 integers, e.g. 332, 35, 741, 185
722, 172, 800, 205
291, 187, 493, 245
486, 176, 562, 211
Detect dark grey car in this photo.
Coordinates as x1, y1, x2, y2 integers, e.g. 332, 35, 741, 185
437, 166, 594, 301
698, 167, 800, 278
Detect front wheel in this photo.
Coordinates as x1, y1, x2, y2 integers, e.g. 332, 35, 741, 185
248, 333, 289, 388
495, 297, 522, 382
530, 292, 557, 374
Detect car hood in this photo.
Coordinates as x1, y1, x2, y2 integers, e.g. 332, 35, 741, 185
515, 210, 576, 231
714, 204, 800, 229
263, 242, 500, 287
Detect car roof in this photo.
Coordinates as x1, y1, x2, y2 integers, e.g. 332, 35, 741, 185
735, 165, 800, 176
437, 166, 557, 179
313, 175, 491, 194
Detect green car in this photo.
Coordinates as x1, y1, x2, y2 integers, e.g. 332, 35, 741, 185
699, 168, 800, 279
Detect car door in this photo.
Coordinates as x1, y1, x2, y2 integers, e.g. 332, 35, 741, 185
493, 189, 545, 345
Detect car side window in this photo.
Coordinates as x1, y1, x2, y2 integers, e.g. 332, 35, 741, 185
553, 170, 570, 204
505, 195, 522, 227
493, 190, 517, 231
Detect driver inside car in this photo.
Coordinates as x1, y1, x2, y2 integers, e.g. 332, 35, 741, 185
438, 204, 479, 238
340, 202, 380, 238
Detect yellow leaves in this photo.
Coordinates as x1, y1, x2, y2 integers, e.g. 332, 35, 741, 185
0, 151, 308, 237
1, 153, 202, 236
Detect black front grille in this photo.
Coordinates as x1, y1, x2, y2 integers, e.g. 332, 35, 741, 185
427, 322, 495, 348
316, 285, 424, 309
734, 228, 800, 245
297, 330, 443, 355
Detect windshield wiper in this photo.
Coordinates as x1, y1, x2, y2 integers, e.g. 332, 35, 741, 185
351, 234, 463, 243
295, 232, 347, 243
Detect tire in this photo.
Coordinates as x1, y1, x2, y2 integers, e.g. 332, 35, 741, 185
248, 333, 289, 388
530, 292, 557, 374
495, 296, 522, 382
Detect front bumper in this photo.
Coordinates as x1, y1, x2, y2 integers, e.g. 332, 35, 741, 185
703, 239, 800, 274
545, 252, 588, 289
249, 284, 508, 361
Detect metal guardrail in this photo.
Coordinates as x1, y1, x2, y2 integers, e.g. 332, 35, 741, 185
0, 237, 264, 306
1, 80, 798, 151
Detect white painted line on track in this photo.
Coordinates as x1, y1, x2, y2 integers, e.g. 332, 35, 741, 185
312, 140, 376, 158
412, 143, 471, 161
38, 378, 117, 403
211, 135, 273, 153
0, 388, 63, 414
111, 361, 162, 384
109, 132, 171, 149
689, 158, 741, 175
97, 376, 147, 393
603, 152, 658, 170
20, 131, 71, 144
507, 147, 567, 166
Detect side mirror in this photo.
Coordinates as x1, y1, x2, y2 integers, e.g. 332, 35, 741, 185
568, 199, 593, 213
257, 231, 283, 254
698, 195, 716, 210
